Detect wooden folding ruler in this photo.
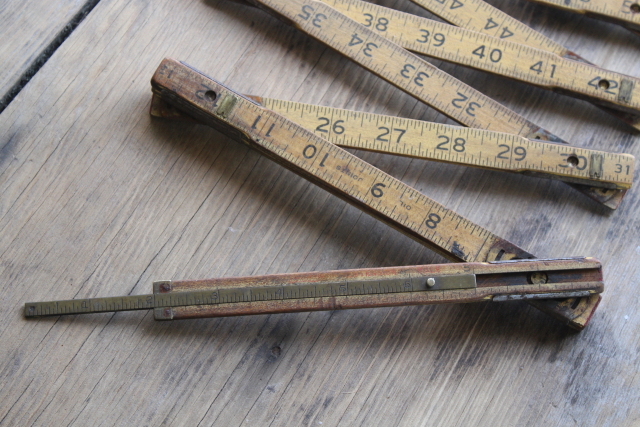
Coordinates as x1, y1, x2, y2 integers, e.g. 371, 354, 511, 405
526, 0, 640, 36
23, 60, 605, 328
227, 0, 635, 209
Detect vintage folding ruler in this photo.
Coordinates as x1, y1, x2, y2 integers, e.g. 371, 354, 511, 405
231, 0, 634, 209
25, 257, 603, 322
526, 0, 640, 36
24, 59, 607, 329
145, 58, 602, 329
242, 0, 640, 130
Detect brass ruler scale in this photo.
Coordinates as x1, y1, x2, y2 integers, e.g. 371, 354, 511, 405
243, 0, 640, 129
143, 58, 602, 329
231, 0, 634, 209
526, 0, 640, 36
25, 257, 603, 322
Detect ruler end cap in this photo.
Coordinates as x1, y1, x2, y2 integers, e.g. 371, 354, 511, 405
529, 294, 602, 331
154, 307, 174, 321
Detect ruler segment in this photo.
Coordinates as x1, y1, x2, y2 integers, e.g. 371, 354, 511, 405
152, 60, 527, 267
160, 285, 598, 320
23, 276, 467, 316
250, 0, 538, 137
159, 257, 603, 320
407, 0, 570, 56
527, 0, 640, 32
150, 94, 634, 189
255, 97, 635, 189
323, 0, 640, 116
25, 258, 603, 322
241, 0, 626, 208
408, 0, 640, 129
150, 58, 602, 329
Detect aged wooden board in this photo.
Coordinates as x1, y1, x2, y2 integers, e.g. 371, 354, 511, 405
0, 0, 638, 425
0, 0, 96, 108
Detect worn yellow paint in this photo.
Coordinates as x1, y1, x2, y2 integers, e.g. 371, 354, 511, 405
325, 0, 640, 117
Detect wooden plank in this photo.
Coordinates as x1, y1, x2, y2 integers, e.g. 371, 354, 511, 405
0, 0, 99, 109
0, 0, 638, 426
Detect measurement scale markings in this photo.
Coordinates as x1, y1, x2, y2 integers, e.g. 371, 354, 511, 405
152, 92, 634, 194
26, 276, 481, 316
255, 98, 634, 188
147, 266, 601, 321
406, 0, 640, 129
408, 0, 566, 55
154, 59, 539, 266
152, 92, 633, 194
253, 0, 539, 137
527, 0, 640, 32
321, 0, 640, 113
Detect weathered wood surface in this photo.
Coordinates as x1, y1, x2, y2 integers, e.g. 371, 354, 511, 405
0, 0, 638, 425
0, 0, 95, 106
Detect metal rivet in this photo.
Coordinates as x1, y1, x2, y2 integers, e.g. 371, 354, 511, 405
427, 278, 436, 287
528, 272, 548, 285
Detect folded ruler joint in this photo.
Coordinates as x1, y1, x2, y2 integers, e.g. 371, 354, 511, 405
148, 58, 604, 329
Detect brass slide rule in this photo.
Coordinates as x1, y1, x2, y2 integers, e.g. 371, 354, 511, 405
151, 94, 634, 190
403, 0, 640, 129
25, 257, 603, 321
148, 58, 602, 329
526, 0, 640, 35
238, 0, 630, 208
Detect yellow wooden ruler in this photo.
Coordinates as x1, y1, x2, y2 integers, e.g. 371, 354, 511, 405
406, 0, 640, 129
322, 0, 640, 119
258, 97, 634, 189
151, 94, 634, 190
527, 0, 640, 34
233, 0, 630, 208
150, 58, 603, 329
407, 0, 570, 55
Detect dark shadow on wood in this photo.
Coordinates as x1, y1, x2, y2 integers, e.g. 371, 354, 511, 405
0, 0, 102, 115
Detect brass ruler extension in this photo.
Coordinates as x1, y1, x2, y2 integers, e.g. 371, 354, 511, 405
151, 94, 634, 190
526, 0, 640, 36
149, 58, 602, 329
236, 0, 629, 209
25, 257, 603, 322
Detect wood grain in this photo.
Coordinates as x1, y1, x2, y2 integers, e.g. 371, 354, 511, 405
0, 0, 639, 425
